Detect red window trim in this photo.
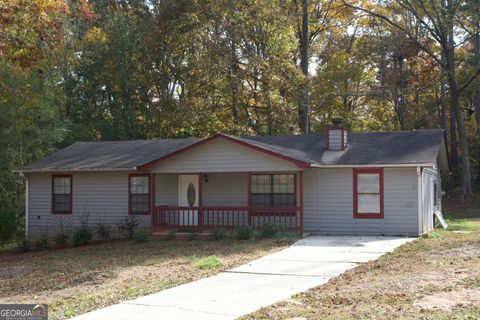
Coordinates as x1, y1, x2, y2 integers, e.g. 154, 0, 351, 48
51, 174, 73, 214
128, 173, 151, 215
353, 168, 384, 219
249, 173, 297, 215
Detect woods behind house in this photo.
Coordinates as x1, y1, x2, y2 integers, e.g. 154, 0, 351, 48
1, 0, 479, 224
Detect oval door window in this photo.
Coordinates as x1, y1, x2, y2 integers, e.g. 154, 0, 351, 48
187, 182, 196, 207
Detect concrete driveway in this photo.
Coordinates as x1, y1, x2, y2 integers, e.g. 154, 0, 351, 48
73, 236, 414, 320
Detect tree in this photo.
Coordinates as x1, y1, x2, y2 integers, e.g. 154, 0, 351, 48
298, 0, 310, 133
344, 0, 478, 199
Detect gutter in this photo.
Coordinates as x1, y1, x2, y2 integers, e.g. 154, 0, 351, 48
16, 163, 437, 173
14, 167, 138, 173
311, 163, 435, 168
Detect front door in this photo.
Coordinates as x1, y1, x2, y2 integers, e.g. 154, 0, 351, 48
178, 175, 199, 226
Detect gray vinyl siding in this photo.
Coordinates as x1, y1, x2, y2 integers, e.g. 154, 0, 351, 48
155, 173, 178, 206
27, 167, 421, 239
202, 173, 247, 206
150, 139, 298, 173
155, 173, 248, 207
27, 172, 150, 240
303, 167, 419, 236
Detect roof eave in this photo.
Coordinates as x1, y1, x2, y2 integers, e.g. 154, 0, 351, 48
15, 167, 138, 174
311, 163, 436, 168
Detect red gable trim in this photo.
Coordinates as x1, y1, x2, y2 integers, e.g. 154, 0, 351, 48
137, 134, 311, 170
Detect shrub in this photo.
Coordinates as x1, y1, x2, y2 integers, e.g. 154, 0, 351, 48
133, 230, 149, 243
32, 228, 49, 250
261, 222, 282, 238
20, 239, 30, 252
34, 236, 49, 250
163, 231, 175, 241
53, 231, 70, 247
212, 227, 228, 240
117, 216, 139, 239
96, 223, 111, 241
195, 255, 226, 270
235, 225, 254, 240
73, 227, 93, 246
0, 210, 17, 246
186, 233, 198, 241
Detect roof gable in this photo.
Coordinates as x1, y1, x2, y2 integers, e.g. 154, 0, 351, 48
147, 137, 305, 172
138, 134, 311, 170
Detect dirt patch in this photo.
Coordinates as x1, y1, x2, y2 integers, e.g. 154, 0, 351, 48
414, 288, 480, 311
0, 266, 32, 278
69, 271, 114, 286
444, 244, 480, 257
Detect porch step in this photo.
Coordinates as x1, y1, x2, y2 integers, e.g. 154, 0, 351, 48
150, 231, 212, 238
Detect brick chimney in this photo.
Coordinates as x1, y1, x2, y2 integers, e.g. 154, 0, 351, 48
327, 118, 348, 150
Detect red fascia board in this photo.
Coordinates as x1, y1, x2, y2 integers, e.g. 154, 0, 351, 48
137, 134, 311, 170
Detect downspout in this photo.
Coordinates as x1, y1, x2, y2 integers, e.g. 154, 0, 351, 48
25, 175, 29, 243
417, 167, 423, 236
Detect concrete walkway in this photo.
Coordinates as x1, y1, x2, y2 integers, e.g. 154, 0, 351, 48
73, 236, 414, 320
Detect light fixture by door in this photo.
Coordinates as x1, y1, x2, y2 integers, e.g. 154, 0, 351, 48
203, 174, 208, 183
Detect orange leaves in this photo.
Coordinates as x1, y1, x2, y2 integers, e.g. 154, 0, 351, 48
0, 0, 96, 68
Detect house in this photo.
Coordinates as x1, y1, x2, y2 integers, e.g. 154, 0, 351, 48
19, 122, 449, 241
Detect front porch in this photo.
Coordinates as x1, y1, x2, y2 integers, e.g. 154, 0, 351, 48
149, 172, 304, 233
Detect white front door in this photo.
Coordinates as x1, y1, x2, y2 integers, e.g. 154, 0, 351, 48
178, 175, 199, 226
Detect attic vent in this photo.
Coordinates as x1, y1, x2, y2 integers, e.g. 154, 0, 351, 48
327, 118, 348, 150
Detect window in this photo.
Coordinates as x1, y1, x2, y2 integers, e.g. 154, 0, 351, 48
353, 168, 384, 219
52, 174, 72, 214
251, 174, 295, 207
129, 174, 150, 215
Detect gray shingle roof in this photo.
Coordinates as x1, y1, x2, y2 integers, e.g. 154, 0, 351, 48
20, 129, 445, 172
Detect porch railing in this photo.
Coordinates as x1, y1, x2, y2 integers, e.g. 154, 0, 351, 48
153, 206, 302, 232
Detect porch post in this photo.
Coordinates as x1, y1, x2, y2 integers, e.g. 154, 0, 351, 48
198, 173, 203, 232
150, 172, 156, 232
247, 172, 252, 227
299, 171, 304, 233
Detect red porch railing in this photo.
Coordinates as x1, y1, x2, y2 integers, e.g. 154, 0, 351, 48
153, 206, 302, 232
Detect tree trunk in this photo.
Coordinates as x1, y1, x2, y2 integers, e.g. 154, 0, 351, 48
440, 54, 447, 131
449, 104, 459, 167
447, 73, 473, 199
298, 0, 309, 134
445, 0, 473, 199
474, 6, 480, 184
445, 29, 473, 198
229, 40, 239, 128
439, 54, 453, 191
397, 57, 406, 130
474, 2, 480, 127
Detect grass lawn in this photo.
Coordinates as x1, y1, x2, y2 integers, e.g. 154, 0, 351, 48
245, 196, 480, 319
0, 234, 297, 319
